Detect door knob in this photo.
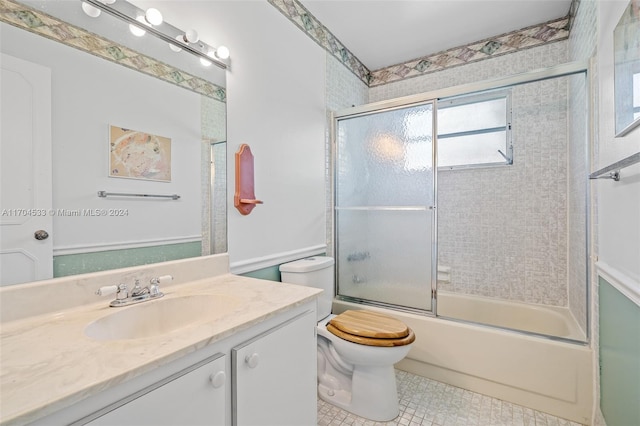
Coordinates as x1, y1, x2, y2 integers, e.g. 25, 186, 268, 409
245, 353, 259, 368
34, 230, 49, 240
209, 371, 226, 388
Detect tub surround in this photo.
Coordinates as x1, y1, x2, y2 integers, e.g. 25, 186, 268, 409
0, 254, 322, 425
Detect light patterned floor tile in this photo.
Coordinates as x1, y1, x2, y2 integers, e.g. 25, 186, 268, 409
317, 370, 585, 426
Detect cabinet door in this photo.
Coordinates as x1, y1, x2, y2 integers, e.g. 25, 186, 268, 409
85, 353, 226, 426
232, 310, 316, 426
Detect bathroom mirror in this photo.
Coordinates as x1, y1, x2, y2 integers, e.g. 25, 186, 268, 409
613, 0, 640, 137
0, 0, 227, 286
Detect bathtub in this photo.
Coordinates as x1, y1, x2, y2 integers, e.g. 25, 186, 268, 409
332, 298, 594, 425
437, 291, 586, 341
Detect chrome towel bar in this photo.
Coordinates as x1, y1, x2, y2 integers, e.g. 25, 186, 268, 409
98, 191, 180, 200
589, 152, 640, 182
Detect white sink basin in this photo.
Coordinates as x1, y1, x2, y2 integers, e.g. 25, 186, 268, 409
85, 295, 240, 341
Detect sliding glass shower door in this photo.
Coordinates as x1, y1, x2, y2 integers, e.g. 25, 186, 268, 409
334, 102, 436, 312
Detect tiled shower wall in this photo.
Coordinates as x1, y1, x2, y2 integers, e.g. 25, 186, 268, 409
369, 41, 575, 307
437, 76, 570, 306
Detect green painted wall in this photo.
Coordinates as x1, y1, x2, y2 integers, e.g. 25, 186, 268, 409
599, 277, 640, 426
240, 265, 281, 282
53, 242, 202, 277
239, 255, 327, 283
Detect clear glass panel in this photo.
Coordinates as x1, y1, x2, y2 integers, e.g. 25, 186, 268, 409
438, 131, 506, 167
438, 97, 506, 134
335, 102, 434, 312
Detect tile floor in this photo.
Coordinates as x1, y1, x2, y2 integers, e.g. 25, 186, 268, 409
317, 370, 585, 426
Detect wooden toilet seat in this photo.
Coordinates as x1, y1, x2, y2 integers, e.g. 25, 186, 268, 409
327, 310, 416, 347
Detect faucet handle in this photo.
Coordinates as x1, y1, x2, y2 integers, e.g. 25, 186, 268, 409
150, 275, 173, 285
149, 275, 171, 297
96, 283, 128, 300
96, 285, 118, 296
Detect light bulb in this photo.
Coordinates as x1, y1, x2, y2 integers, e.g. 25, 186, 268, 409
215, 45, 230, 60
81, 2, 101, 18
200, 47, 217, 66
145, 8, 163, 26
169, 35, 183, 52
184, 29, 199, 43
129, 15, 147, 37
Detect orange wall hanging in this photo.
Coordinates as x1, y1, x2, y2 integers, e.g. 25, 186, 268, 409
234, 144, 263, 215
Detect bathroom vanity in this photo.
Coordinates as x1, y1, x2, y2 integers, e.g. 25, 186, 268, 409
0, 254, 322, 426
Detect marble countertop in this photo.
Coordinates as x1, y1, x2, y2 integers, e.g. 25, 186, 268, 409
0, 274, 321, 425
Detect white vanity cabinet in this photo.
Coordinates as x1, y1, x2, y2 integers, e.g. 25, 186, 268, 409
85, 354, 227, 426
232, 310, 317, 426
29, 302, 317, 426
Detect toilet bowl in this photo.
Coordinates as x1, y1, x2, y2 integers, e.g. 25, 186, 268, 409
279, 256, 415, 422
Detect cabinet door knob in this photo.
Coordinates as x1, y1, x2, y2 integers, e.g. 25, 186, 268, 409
209, 370, 226, 388
245, 353, 259, 368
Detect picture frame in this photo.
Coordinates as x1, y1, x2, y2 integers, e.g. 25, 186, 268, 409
109, 125, 172, 182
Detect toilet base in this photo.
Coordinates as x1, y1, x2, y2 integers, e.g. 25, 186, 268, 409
318, 364, 400, 422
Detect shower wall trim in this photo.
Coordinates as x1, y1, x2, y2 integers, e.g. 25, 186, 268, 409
596, 261, 640, 307
333, 60, 590, 119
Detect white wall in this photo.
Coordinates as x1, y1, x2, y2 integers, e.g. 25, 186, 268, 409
0, 23, 202, 254
135, 1, 328, 268
596, 0, 640, 294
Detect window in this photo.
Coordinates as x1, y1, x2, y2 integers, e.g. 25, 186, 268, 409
437, 89, 512, 170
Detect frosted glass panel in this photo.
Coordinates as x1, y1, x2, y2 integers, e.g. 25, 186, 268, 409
335, 102, 435, 312
336, 104, 434, 207
336, 209, 432, 310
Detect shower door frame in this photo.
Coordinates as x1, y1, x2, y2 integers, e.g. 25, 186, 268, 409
332, 100, 439, 314
331, 60, 592, 341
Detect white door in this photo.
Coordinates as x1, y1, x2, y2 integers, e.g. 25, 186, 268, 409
0, 53, 53, 286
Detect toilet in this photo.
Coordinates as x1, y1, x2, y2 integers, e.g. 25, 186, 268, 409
279, 256, 415, 422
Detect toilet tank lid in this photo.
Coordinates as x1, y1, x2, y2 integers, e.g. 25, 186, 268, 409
279, 256, 334, 273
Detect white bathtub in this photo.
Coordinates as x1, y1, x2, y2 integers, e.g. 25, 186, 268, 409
437, 291, 586, 341
332, 298, 594, 425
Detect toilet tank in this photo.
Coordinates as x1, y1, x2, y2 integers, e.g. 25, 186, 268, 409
279, 256, 334, 321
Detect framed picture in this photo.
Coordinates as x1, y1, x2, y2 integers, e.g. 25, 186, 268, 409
109, 125, 172, 182
613, 0, 640, 137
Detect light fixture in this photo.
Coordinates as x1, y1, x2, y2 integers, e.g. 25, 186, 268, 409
200, 46, 214, 66
81, 0, 229, 69
81, 2, 101, 18
169, 35, 184, 52
215, 46, 230, 60
129, 15, 147, 37
144, 8, 163, 26
81, 0, 117, 18
183, 29, 199, 43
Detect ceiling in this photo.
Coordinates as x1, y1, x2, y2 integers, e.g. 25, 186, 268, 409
299, 0, 573, 70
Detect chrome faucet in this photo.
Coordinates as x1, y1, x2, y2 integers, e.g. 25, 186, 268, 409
96, 275, 172, 307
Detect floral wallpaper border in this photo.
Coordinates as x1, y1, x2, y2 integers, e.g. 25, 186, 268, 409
0, 0, 226, 102
269, 0, 571, 88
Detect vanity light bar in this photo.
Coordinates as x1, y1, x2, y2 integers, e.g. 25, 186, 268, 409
83, 0, 228, 70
